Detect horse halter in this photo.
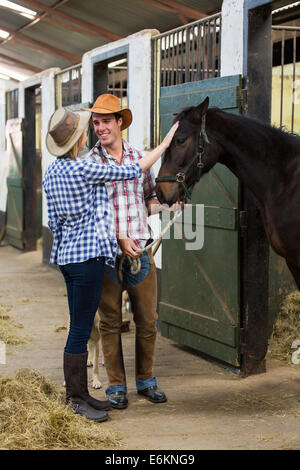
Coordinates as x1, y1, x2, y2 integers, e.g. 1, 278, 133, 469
155, 115, 210, 201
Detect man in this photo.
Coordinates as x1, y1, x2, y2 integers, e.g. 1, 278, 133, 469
87, 94, 167, 409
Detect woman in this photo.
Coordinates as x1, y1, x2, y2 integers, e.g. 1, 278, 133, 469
43, 107, 178, 423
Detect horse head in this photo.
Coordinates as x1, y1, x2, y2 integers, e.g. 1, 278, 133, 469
156, 97, 220, 206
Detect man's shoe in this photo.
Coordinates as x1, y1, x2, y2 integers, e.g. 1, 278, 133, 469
107, 391, 128, 409
138, 385, 167, 403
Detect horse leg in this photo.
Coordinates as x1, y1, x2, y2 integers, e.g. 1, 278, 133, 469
286, 260, 300, 290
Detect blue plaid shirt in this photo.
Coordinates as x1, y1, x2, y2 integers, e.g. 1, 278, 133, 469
42, 155, 142, 266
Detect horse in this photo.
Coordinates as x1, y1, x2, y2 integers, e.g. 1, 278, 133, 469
155, 97, 300, 289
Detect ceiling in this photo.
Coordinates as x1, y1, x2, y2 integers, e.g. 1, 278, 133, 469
0, 0, 299, 82
0, 0, 223, 81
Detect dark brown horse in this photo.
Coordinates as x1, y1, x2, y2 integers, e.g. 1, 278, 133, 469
156, 97, 300, 289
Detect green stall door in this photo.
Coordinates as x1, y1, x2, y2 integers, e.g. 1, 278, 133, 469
158, 76, 242, 367
5, 118, 24, 250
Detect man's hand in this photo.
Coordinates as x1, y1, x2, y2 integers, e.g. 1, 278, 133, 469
147, 199, 184, 216
118, 237, 140, 258
164, 201, 184, 212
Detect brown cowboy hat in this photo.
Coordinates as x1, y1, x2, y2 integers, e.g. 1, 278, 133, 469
46, 107, 91, 157
86, 94, 132, 131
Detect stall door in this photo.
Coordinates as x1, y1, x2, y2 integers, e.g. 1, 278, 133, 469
159, 75, 242, 367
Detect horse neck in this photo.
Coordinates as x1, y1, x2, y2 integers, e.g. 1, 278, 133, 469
207, 110, 285, 205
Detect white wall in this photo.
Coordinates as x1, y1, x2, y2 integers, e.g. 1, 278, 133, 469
221, 0, 245, 77
1, 69, 60, 227
82, 29, 162, 265
0, 78, 19, 213
82, 29, 159, 151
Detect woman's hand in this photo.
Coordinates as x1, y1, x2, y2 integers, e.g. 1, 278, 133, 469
161, 121, 179, 149
138, 121, 179, 173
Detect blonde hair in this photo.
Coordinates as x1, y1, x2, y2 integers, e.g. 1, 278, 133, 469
69, 130, 86, 160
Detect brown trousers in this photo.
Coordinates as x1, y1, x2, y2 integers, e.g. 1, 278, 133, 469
99, 249, 158, 386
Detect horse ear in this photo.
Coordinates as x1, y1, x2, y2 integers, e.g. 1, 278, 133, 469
189, 97, 209, 123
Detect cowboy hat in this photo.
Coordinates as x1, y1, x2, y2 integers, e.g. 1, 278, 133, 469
86, 94, 132, 131
46, 107, 91, 157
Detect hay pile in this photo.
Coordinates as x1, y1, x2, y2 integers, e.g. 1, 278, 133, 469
0, 369, 120, 450
0, 305, 28, 346
268, 291, 300, 363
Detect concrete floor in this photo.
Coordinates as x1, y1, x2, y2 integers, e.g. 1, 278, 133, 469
1, 244, 300, 450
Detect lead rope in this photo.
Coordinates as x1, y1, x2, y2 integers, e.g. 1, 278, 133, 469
124, 207, 184, 275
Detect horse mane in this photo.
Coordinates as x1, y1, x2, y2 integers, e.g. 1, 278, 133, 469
208, 107, 300, 146
174, 104, 300, 144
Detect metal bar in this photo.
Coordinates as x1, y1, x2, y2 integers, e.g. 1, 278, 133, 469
67, 71, 71, 106
55, 64, 82, 76
171, 33, 175, 86
218, 16, 222, 76
167, 34, 171, 86
196, 24, 201, 81
202, 22, 206, 80
162, 37, 166, 87
212, 18, 217, 78
176, 31, 179, 85
180, 30, 184, 84
152, 12, 221, 38
185, 26, 190, 83
191, 25, 196, 82
207, 20, 211, 79
272, 26, 300, 31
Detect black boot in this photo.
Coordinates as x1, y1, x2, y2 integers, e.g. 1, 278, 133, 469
63, 352, 110, 422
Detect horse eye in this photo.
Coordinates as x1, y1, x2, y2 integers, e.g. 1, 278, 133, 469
176, 137, 186, 145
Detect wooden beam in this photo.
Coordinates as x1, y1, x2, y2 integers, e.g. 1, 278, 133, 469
0, 52, 42, 73
137, 0, 207, 24
16, 0, 123, 41
40, 15, 100, 36
0, 27, 80, 63
157, 0, 208, 19
137, 0, 175, 13
0, 0, 105, 38
0, 1, 80, 63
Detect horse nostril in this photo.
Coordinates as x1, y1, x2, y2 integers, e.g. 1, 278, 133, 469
156, 186, 165, 204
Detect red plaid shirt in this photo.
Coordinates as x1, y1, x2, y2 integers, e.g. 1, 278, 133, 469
87, 139, 157, 248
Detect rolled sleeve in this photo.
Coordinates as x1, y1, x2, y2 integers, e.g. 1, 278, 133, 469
143, 166, 158, 205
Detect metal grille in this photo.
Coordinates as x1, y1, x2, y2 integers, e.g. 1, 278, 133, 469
151, 14, 221, 146
108, 57, 127, 99
55, 64, 82, 108
5, 89, 18, 120
107, 56, 128, 140
152, 13, 221, 88
272, 25, 300, 134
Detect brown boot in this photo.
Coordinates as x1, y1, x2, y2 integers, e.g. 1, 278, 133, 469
63, 352, 110, 421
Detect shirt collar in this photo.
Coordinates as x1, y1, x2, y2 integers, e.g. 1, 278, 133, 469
95, 139, 131, 161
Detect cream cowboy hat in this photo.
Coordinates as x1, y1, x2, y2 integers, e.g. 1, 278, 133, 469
86, 94, 132, 131
46, 107, 91, 157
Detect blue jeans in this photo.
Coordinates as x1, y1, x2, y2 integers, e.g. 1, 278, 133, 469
59, 257, 104, 354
